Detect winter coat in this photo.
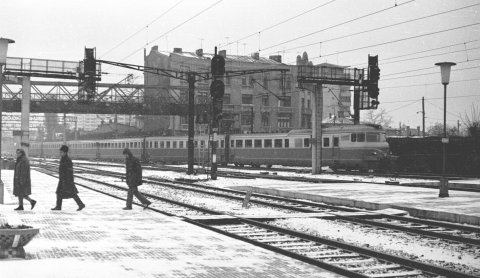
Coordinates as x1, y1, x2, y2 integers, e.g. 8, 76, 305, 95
13, 155, 31, 197
125, 153, 143, 187
56, 154, 79, 198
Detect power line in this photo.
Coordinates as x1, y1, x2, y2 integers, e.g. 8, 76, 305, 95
381, 78, 480, 89
381, 65, 480, 81
381, 94, 480, 104
271, 3, 480, 57
260, 0, 415, 52
348, 39, 480, 68
309, 23, 480, 60
100, 0, 185, 59
221, 0, 337, 49
118, 0, 224, 63
382, 57, 480, 77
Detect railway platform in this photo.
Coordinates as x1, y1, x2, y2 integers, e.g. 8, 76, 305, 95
224, 174, 480, 226
0, 169, 343, 278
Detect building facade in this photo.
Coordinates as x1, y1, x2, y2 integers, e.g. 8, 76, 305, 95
144, 46, 352, 135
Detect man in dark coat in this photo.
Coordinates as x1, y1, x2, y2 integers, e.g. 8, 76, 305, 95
123, 148, 151, 210
13, 149, 37, 210
51, 145, 85, 211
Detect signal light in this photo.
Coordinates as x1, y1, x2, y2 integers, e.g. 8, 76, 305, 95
82, 48, 97, 101
211, 54, 225, 76
210, 79, 225, 99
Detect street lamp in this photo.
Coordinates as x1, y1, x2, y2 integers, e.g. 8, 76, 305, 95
0, 37, 14, 204
435, 61, 455, 198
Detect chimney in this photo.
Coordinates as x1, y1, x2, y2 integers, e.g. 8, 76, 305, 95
269, 55, 282, 63
196, 48, 203, 57
152, 45, 158, 52
251, 52, 260, 60
173, 47, 182, 53
219, 50, 226, 58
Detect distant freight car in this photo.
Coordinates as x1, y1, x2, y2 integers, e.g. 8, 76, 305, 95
386, 136, 480, 176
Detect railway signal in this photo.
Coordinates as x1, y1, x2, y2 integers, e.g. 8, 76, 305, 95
80, 48, 97, 101
210, 48, 226, 180
367, 55, 380, 102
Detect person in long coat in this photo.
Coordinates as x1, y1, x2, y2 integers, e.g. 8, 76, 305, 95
13, 149, 37, 210
122, 148, 151, 210
51, 145, 85, 211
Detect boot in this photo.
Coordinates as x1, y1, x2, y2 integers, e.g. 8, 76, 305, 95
77, 204, 86, 211
51, 207, 61, 211
14, 206, 24, 211
30, 200, 37, 210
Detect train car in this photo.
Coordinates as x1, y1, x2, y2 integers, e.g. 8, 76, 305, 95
227, 124, 389, 170
29, 124, 389, 171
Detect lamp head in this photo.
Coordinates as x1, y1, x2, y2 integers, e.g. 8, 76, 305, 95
435, 62, 456, 85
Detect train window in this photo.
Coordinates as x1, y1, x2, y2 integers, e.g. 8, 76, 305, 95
154, 141, 158, 148
357, 133, 365, 142
294, 138, 302, 148
173, 141, 177, 148
179, 141, 184, 148
264, 139, 272, 148
245, 140, 252, 148
274, 139, 282, 148
284, 139, 289, 148
254, 139, 262, 148
160, 141, 164, 148
367, 133, 379, 142
351, 134, 356, 142
333, 137, 339, 147
304, 138, 310, 148
166, 141, 171, 148
230, 140, 234, 148
235, 140, 243, 148
341, 134, 350, 141
323, 137, 330, 147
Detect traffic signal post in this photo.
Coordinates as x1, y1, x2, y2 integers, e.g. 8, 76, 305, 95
210, 48, 225, 180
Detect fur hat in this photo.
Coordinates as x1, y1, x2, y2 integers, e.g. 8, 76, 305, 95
60, 145, 69, 153
122, 148, 132, 156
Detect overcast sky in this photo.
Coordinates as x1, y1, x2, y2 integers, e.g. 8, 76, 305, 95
1, 0, 479, 130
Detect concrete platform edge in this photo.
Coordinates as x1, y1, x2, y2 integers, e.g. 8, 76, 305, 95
232, 186, 480, 226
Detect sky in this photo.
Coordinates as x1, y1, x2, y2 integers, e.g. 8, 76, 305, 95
1, 0, 479, 130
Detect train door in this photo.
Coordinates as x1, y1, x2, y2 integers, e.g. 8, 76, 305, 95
332, 135, 340, 164
95, 142, 100, 160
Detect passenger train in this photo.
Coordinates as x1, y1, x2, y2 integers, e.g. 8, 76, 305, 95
29, 124, 389, 171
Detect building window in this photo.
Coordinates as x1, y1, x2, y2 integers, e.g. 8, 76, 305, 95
280, 96, 291, 107
307, 99, 311, 109
242, 76, 247, 86
223, 94, 231, 105
278, 113, 291, 128
241, 112, 252, 125
226, 76, 231, 86
261, 112, 270, 127
286, 76, 292, 90
242, 94, 253, 105
263, 76, 268, 88
261, 95, 269, 106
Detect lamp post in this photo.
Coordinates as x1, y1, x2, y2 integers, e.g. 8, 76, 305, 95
435, 61, 455, 198
0, 37, 14, 204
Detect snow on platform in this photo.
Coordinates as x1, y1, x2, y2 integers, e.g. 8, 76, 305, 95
0, 170, 343, 278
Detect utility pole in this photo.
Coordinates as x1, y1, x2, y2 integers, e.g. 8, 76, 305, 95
422, 97, 425, 137
187, 73, 196, 175
210, 47, 225, 180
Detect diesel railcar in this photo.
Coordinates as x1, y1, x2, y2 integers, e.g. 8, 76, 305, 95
29, 124, 389, 171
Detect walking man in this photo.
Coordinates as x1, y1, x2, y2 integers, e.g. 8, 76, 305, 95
51, 145, 85, 211
122, 148, 151, 210
13, 149, 37, 210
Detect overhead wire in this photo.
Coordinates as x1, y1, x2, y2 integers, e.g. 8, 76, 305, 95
304, 23, 480, 61
118, 0, 224, 63
270, 3, 480, 57
220, 0, 337, 49
260, 0, 415, 52
100, 0, 186, 59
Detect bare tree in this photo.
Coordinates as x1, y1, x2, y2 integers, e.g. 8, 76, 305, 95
462, 104, 480, 137
426, 122, 457, 136
361, 108, 393, 127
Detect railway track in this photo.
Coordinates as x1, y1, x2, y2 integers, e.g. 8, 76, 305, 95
32, 163, 475, 278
